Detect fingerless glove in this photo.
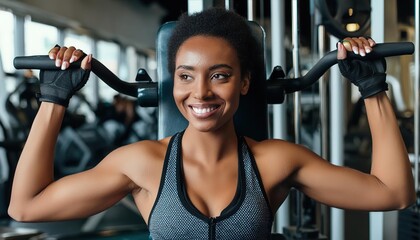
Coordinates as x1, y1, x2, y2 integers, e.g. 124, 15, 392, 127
338, 57, 388, 99
38, 67, 90, 107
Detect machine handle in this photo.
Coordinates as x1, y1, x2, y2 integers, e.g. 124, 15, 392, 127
13, 42, 414, 102
278, 42, 415, 93
14, 56, 156, 99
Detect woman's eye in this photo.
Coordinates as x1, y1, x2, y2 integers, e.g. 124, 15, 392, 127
178, 74, 192, 81
211, 73, 230, 81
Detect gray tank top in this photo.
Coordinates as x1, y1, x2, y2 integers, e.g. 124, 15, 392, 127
148, 131, 273, 239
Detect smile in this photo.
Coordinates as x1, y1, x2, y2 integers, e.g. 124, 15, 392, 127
192, 106, 217, 114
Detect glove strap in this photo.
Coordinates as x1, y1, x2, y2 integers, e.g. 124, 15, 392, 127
358, 73, 388, 99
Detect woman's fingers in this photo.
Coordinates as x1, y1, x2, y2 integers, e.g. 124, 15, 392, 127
366, 37, 376, 48
336, 42, 347, 60
55, 47, 76, 70
81, 54, 92, 70
48, 45, 89, 70
339, 37, 376, 58
48, 45, 60, 60
70, 49, 84, 63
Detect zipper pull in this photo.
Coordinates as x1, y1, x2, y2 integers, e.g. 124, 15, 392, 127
210, 217, 216, 225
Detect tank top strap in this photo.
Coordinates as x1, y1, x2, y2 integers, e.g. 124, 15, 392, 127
147, 131, 184, 225
239, 135, 272, 213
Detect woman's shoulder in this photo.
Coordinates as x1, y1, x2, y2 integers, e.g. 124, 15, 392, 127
245, 137, 298, 154
243, 137, 306, 192
96, 136, 172, 171
244, 137, 314, 170
112, 136, 172, 161
98, 136, 173, 191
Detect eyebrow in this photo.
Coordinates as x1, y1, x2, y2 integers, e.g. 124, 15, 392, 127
209, 64, 233, 71
176, 64, 233, 71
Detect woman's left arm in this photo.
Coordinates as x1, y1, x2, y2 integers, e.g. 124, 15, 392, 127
363, 91, 415, 209
291, 38, 415, 211
341, 37, 415, 209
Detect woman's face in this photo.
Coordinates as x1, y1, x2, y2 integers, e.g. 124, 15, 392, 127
173, 35, 250, 132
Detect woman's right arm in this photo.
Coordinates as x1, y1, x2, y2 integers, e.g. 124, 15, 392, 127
8, 102, 64, 220
8, 103, 133, 221
8, 47, 134, 221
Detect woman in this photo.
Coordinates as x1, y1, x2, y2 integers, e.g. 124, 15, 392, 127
8, 8, 415, 239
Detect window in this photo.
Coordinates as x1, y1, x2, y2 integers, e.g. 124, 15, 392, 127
25, 20, 58, 56
96, 40, 120, 103
0, 9, 15, 73
64, 30, 93, 54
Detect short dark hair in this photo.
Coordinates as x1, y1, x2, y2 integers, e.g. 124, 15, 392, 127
167, 8, 258, 78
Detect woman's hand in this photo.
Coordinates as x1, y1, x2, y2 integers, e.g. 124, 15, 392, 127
38, 45, 92, 107
336, 37, 388, 99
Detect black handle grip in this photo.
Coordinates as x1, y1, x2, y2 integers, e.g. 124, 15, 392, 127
13, 55, 156, 98
13, 42, 414, 98
279, 42, 415, 93
14, 55, 81, 70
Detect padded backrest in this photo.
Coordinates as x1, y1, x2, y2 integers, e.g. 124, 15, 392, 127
156, 21, 268, 141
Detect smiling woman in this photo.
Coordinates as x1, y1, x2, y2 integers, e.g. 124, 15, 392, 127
173, 35, 249, 133
7, 6, 416, 240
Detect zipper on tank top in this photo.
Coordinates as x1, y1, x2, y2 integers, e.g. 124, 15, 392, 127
209, 217, 217, 240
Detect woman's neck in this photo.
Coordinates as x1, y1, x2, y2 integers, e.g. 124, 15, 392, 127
182, 124, 238, 165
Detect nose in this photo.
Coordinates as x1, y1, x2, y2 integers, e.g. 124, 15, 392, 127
193, 78, 213, 99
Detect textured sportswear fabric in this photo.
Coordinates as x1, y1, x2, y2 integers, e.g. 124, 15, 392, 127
148, 131, 273, 239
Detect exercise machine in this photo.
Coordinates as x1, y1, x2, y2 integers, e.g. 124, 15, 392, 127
12, 21, 415, 240
315, 0, 371, 39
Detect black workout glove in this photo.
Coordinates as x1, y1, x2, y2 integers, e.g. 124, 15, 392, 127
38, 64, 90, 107
338, 56, 388, 99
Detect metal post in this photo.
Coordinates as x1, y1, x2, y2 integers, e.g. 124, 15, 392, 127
270, 0, 288, 233
292, 0, 301, 143
317, 24, 328, 173
329, 34, 344, 240
369, 0, 385, 239
225, 0, 233, 10
292, 0, 303, 233
247, 0, 254, 21
318, 24, 330, 237
14, 14, 25, 56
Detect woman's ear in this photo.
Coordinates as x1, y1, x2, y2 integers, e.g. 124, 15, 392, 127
240, 72, 251, 95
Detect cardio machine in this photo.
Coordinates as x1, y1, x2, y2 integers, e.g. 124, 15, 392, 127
12, 21, 414, 239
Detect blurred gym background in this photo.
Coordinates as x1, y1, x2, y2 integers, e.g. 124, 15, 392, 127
0, 0, 418, 239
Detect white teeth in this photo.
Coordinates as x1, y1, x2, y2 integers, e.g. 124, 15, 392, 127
192, 106, 216, 114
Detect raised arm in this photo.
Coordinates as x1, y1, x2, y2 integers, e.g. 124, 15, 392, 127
8, 47, 133, 221
290, 37, 415, 210
339, 37, 415, 208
